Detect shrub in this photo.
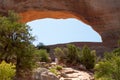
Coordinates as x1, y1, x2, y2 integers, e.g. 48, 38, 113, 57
49, 68, 59, 76
54, 47, 65, 62
35, 49, 49, 62
55, 65, 63, 71
54, 44, 82, 64
0, 61, 16, 80
54, 44, 96, 69
112, 47, 120, 56
49, 65, 62, 75
95, 56, 120, 80
81, 45, 96, 69
117, 40, 120, 47
66, 44, 81, 64
95, 48, 120, 80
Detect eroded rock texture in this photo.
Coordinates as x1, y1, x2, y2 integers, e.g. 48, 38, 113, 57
0, 0, 120, 48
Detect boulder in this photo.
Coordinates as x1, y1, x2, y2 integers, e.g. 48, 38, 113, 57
32, 67, 59, 80
79, 64, 86, 71
32, 68, 48, 80
41, 71, 59, 80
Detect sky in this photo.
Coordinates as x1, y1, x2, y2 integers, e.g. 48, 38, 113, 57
27, 18, 102, 46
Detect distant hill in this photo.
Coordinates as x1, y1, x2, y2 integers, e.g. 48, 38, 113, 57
47, 42, 114, 61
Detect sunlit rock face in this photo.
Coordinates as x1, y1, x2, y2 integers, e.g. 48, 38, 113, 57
0, 0, 120, 48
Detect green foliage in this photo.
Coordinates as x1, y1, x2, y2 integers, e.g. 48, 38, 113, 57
0, 61, 16, 80
104, 47, 120, 61
81, 45, 96, 69
0, 11, 35, 78
35, 49, 49, 62
17, 45, 35, 69
112, 47, 120, 56
36, 42, 45, 49
117, 40, 120, 47
66, 44, 81, 63
55, 65, 63, 71
95, 48, 120, 80
36, 42, 50, 52
49, 68, 59, 76
95, 56, 120, 80
54, 44, 96, 69
54, 44, 81, 64
49, 65, 62, 75
54, 47, 66, 62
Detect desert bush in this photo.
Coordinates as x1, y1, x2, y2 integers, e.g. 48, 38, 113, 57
95, 48, 120, 80
49, 65, 62, 75
54, 44, 82, 64
81, 45, 96, 69
66, 44, 81, 64
117, 40, 120, 47
35, 49, 50, 62
112, 47, 120, 56
55, 65, 63, 71
95, 56, 120, 80
54, 44, 96, 69
0, 61, 16, 80
49, 68, 59, 76
54, 47, 66, 62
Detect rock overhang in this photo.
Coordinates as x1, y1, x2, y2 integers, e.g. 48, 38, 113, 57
0, 0, 120, 48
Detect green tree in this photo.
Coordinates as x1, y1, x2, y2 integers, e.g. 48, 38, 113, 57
36, 42, 50, 52
0, 11, 35, 78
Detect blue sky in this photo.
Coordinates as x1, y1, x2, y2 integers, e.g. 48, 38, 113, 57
27, 18, 102, 46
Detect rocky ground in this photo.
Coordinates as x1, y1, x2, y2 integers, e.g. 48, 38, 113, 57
33, 62, 94, 80
60, 68, 94, 80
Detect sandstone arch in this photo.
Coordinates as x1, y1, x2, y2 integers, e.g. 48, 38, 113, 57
0, 0, 120, 48
19, 10, 88, 23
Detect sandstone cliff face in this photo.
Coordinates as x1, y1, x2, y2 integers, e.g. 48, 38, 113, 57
0, 0, 120, 47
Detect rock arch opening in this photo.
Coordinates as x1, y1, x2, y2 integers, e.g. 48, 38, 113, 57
27, 18, 102, 46
19, 10, 102, 44
0, 0, 119, 48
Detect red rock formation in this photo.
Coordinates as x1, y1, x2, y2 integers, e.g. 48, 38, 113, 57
19, 10, 87, 23
0, 0, 120, 48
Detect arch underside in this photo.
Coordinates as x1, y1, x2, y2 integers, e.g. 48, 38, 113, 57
19, 10, 102, 41
19, 10, 88, 23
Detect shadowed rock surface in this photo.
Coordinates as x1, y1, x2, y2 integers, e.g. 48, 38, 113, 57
0, 0, 120, 48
